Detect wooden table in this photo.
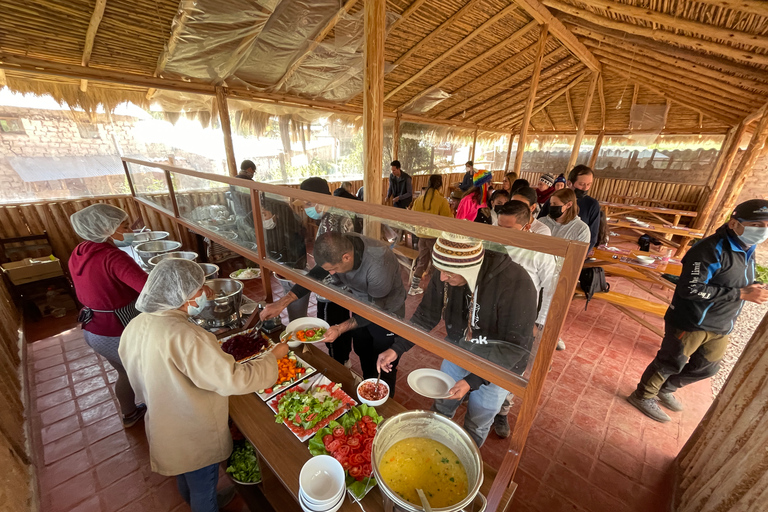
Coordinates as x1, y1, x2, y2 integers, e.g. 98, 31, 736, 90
601, 201, 697, 227
609, 195, 698, 209
229, 344, 510, 512
606, 219, 704, 256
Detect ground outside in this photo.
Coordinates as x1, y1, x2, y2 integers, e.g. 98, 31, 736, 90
26, 269, 711, 512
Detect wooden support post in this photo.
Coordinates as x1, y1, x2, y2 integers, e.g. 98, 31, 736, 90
513, 26, 549, 174
588, 130, 604, 168
694, 122, 748, 230
215, 87, 238, 177
470, 128, 478, 162
504, 133, 515, 172
568, 71, 599, 170
363, 0, 385, 206
392, 112, 401, 161
708, 106, 768, 232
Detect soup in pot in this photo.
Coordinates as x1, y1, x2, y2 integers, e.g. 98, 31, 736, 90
379, 437, 469, 508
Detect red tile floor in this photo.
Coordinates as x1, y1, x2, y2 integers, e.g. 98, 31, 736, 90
26, 268, 713, 512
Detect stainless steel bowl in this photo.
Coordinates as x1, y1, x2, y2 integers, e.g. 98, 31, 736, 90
198, 263, 219, 280
147, 251, 198, 268
371, 410, 484, 512
135, 240, 182, 266
192, 278, 244, 328
131, 231, 170, 246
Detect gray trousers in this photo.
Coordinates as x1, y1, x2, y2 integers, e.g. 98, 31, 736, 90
82, 331, 138, 417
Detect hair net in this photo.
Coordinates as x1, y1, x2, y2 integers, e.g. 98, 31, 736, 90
136, 258, 205, 313
70, 204, 128, 243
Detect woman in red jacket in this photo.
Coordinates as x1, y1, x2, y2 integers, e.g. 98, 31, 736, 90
69, 204, 148, 427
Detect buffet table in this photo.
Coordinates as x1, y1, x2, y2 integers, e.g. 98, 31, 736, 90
229, 343, 509, 512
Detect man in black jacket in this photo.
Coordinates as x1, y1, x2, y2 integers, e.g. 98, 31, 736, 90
386, 160, 413, 208
458, 161, 475, 192
539, 165, 601, 251
628, 199, 768, 423
377, 232, 537, 446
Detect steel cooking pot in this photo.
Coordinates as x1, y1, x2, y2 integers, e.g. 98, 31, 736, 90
191, 278, 244, 328
147, 251, 198, 268
135, 240, 182, 267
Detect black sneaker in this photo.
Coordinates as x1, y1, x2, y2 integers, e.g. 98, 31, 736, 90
217, 485, 236, 509
123, 404, 147, 428
657, 392, 683, 412
627, 393, 670, 423
493, 414, 510, 438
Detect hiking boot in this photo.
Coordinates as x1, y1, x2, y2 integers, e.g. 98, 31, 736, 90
123, 404, 147, 428
627, 392, 670, 423
493, 414, 510, 438
556, 339, 566, 351
657, 392, 683, 412
408, 287, 424, 296
217, 485, 236, 509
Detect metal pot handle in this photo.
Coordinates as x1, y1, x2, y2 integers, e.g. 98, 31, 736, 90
462, 493, 486, 512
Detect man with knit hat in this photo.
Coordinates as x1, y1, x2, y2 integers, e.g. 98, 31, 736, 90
628, 199, 768, 423
379, 233, 537, 446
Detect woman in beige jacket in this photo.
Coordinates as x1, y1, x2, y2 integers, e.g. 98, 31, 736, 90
119, 259, 289, 512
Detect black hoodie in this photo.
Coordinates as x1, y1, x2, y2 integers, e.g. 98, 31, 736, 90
391, 248, 537, 390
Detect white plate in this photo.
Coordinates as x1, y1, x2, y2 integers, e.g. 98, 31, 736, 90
280, 318, 331, 345
300, 488, 345, 512
230, 268, 261, 280
407, 369, 456, 400
218, 327, 276, 364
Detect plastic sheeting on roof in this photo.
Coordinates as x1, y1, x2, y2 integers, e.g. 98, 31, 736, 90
6, 155, 125, 182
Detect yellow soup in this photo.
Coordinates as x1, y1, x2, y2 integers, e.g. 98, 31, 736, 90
379, 438, 469, 508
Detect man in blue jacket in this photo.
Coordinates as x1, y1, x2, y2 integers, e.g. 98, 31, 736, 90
539, 165, 601, 251
629, 199, 768, 422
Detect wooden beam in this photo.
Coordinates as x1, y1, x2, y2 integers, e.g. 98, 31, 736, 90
542, 107, 556, 130
514, 26, 549, 174
385, 3, 523, 102
273, 0, 358, 91
567, 71, 598, 170
565, 89, 576, 128
78, 0, 107, 93
709, 106, 768, 232
629, 84, 639, 130
399, 20, 538, 111
389, 0, 430, 33
470, 127, 478, 161
392, 112, 401, 160
441, 46, 570, 119
560, 0, 768, 52
695, 123, 748, 230
566, 19, 768, 88
504, 133, 515, 171
215, 87, 238, 177
588, 130, 604, 168
0, 69, 6, 87
364, 0, 386, 206
688, 0, 768, 17
511, 0, 601, 72
597, 73, 605, 131
547, 2, 768, 67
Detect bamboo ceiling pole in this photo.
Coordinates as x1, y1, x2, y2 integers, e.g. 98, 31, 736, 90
567, 72, 599, 171
694, 123, 746, 230
588, 130, 604, 168
364, 0, 386, 206
0, 70, 6, 87
79, 0, 107, 93
513, 26, 548, 174
504, 133, 515, 172
565, 89, 576, 128
215, 87, 238, 177
392, 112, 401, 161
708, 106, 768, 233
470, 128, 478, 161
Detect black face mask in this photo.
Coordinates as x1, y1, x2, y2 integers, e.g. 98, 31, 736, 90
549, 205, 564, 219
573, 188, 587, 199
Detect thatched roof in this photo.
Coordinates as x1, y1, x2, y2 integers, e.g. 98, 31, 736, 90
1, 0, 766, 134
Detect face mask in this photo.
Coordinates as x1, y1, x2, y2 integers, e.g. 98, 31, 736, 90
263, 217, 276, 230
549, 205, 564, 220
112, 238, 130, 247
186, 292, 209, 317
304, 206, 323, 220
738, 226, 768, 247
573, 188, 586, 199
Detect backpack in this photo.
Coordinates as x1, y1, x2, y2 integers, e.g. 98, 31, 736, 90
579, 267, 610, 309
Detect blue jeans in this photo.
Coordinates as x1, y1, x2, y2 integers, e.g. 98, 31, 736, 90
177, 463, 219, 512
433, 359, 510, 447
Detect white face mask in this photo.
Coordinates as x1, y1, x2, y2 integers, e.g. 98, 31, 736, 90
263, 217, 276, 230
186, 292, 209, 316
738, 226, 768, 247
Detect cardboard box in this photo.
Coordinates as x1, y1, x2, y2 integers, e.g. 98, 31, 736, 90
2, 256, 64, 285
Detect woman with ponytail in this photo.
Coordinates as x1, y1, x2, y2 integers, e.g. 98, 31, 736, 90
409, 174, 453, 295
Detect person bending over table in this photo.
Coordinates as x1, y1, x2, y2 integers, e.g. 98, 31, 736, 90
377, 233, 537, 447
119, 259, 289, 512
261, 232, 407, 396
510, 186, 551, 236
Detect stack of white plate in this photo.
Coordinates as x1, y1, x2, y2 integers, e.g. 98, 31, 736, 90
298, 456, 346, 512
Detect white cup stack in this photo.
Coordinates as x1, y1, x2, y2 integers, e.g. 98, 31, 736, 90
298, 455, 347, 512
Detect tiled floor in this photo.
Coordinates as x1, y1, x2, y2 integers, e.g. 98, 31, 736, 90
26, 265, 712, 512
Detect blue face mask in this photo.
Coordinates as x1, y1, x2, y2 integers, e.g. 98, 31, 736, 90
304, 206, 323, 220
738, 225, 768, 247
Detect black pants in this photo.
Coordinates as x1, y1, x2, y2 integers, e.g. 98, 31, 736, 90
317, 300, 353, 365
352, 322, 399, 398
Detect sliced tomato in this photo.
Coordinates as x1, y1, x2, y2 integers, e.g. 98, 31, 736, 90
349, 466, 362, 479
351, 453, 365, 466
361, 415, 373, 424
333, 452, 346, 463
306, 413, 317, 422
367, 425, 377, 436
301, 406, 310, 413
305, 329, 316, 338
294, 413, 302, 425
327, 439, 342, 452
341, 459, 351, 471
361, 463, 372, 477
347, 436, 360, 448
323, 434, 334, 446
362, 451, 371, 463
332, 426, 345, 438
336, 444, 351, 457
265, 388, 273, 394
363, 438, 373, 453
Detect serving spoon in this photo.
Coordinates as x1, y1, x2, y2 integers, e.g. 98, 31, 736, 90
416, 489, 432, 512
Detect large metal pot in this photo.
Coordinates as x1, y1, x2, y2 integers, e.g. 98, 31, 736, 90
192, 278, 244, 328
198, 263, 219, 280
130, 231, 169, 246
371, 411, 484, 512
147, 251, 198, 268
135, 240, 182, 267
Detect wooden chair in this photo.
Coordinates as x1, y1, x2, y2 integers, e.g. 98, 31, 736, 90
0, 232, 80, 312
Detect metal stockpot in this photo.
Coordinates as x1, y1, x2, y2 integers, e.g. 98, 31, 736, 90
130, 231, 169, 245
371, 410, 485, 512
147, 251, 198, 268
135, 240, 182, 266
192, 278, 244, 328
198, 263, 219, 280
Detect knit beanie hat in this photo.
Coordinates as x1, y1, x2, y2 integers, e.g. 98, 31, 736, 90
554, 174, 566, 185
472, 170, 493, 205
540, 173, 555, 187
432, 232, 485, 290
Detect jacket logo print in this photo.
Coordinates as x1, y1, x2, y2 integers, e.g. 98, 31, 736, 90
469, 335, 488, 345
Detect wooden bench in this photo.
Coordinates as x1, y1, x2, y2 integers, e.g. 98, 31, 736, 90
575, 286, 666, 336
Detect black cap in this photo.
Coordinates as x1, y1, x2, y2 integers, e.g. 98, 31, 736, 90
733, 199, 768, 221
299, 177, 331, 195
